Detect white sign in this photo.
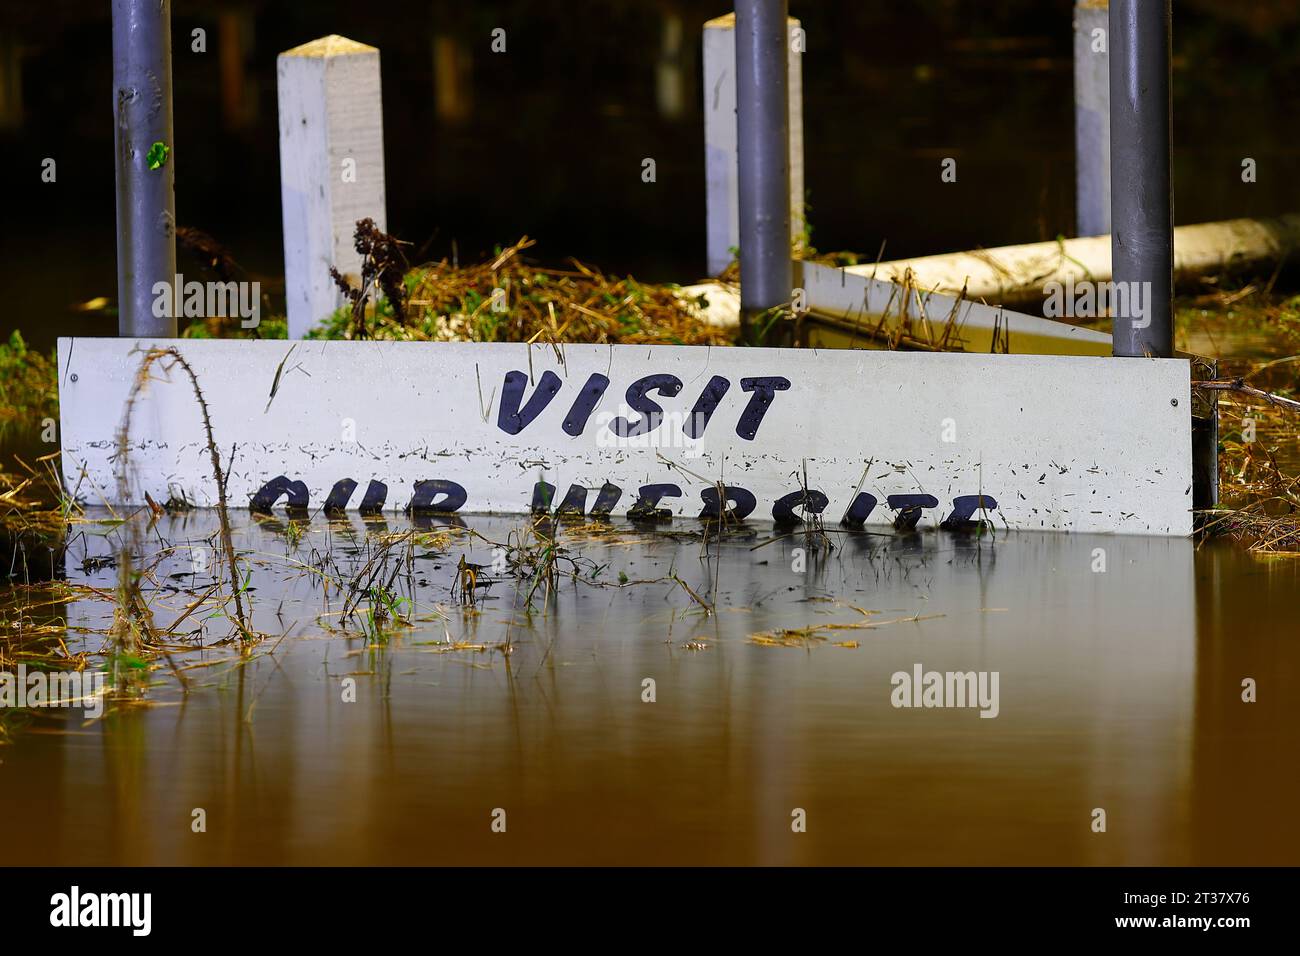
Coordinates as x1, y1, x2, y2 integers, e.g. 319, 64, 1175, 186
57, 338, 1193, 535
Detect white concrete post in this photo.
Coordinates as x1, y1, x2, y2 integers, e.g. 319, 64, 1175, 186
703, 13, 804, 277
277, 35, 388, 339
1074, 0, 1110, 237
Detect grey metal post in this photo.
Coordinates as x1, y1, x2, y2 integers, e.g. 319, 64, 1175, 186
735, 0, 792, 345
112, 0, 177, 337
1109, 0, 1172, 357
1074, 0, 1110, 237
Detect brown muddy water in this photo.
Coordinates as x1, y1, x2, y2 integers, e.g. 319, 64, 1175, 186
0, 509, 1296, 866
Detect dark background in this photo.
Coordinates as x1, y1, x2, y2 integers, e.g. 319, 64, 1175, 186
2, 0, 1299, 352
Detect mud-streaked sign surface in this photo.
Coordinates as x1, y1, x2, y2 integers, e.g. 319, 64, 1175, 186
57, 338, 1193, 535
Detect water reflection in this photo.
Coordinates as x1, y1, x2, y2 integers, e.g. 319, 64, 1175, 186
1, 511, 1296, 865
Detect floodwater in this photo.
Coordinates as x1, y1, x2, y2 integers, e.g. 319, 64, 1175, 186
1, 509, 1297, 866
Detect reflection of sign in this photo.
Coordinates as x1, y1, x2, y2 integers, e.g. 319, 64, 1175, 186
58, 339, 1193, 535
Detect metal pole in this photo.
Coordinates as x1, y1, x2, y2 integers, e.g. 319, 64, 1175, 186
735, 0, 792, 345
1109, 0, 1172, 357
112, 0, 177, 337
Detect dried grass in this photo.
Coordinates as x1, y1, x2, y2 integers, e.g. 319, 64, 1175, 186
317, 237, 732, 347
1200, 385, 1300, 554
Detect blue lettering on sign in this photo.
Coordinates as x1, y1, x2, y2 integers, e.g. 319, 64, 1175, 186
940, 494, 999, 531
530, 480, 556, 515
684, 375, 731, 439
248, 474, 1000, 532
248, 366, 999, 529
358, 480, 388, 514
839, 492, 879, 528
590, 482, 624, 517
772, 488, 829, 525
250, 475, 309, 513
609, 375, 683, 438
498, 370, 563, 435
887, 494, 940, 532
555, 483, 589, 516
408, 479, 468, 514
699, 485, 757, 521
493, 371, 788, 441
628, 483, 682, 521
562, 373, 610, 437
736, 377, 791, 441
323, 478, 358, 515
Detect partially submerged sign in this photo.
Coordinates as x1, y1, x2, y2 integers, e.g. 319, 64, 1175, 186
58, 338, 1193, 535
